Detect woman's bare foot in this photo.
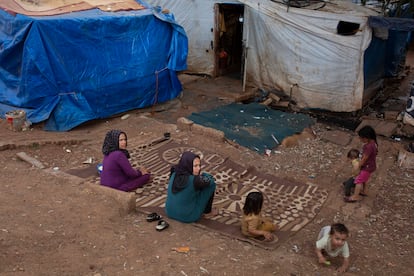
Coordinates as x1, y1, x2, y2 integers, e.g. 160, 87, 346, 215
203, 208, 219, 219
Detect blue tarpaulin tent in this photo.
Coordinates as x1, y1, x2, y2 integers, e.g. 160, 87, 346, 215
367, 11, 414, 79
0, 3, 188, 131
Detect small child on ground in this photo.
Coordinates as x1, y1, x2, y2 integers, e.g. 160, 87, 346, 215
241, 191, 277, 241
342, 148, 360, 197
315, 223, 350, 273
345, 125, 378, 202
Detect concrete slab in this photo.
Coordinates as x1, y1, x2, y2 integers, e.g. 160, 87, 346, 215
85, 183, 138, 216
384, 111, 400, 121
398, 149, 414, 169
401, 124, 414, 137
320, 130, 352, 146
44, 168, 137, 216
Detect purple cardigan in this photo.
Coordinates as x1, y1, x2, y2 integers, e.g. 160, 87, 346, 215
100, 151, 150, 192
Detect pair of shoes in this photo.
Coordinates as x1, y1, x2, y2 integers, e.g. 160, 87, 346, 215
146, 212, 162, 222
344, 196, 357, 203
359, 193, 368, 197
156, 220, 169, 231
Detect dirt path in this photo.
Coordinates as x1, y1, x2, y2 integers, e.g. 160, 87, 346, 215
0, 75, 413, 275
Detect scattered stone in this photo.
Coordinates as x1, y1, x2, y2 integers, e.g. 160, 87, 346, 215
261, 98, 273, 106
269, 93, 281, 102
383, 111, 399, 121
16, 152, 45, 169
397, 148, 414, 169
176, 117, 193, 131
356, 119, 398, 137
121, 114, 130, 120
234, 91, 256, 102
272, 101, 290, 108
320, 130, 351, 146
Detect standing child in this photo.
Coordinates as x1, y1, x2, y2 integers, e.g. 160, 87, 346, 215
241, 191, 277, 241
342, 148, 360, 197
344, 125, 378, 202
316, 223, 350, 273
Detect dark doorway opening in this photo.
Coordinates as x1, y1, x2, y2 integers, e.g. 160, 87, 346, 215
216, 4, 244, 79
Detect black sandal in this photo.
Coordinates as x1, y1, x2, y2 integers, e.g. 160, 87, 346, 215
155, 220, 169, 231
146, 212, 162, 222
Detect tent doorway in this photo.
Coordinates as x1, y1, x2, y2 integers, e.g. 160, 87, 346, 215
214, 3, 244, 80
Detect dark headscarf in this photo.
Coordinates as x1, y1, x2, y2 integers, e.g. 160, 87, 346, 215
171, 151, 199, 193
102, 129, 130, 158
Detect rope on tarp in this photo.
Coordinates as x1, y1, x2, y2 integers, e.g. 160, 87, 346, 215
153, 67, 169, 106
270, 0, 326, 11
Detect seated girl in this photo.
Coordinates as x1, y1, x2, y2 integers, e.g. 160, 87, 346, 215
241, 191, 277, 241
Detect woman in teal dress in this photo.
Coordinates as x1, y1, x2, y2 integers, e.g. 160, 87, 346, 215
165, 151, 217, 223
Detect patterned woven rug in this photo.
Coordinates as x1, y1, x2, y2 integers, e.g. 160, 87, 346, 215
82, 139, 328, 250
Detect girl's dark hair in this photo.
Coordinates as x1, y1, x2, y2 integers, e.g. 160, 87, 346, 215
358, 125, 377, 145
243, 191, 264, 215
347, 148, 360, 159
329, 223, 349, 236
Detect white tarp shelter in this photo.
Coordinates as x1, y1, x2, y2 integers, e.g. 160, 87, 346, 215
148, 0, 379, 111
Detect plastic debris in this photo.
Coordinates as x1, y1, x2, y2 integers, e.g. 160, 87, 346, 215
82, 157, 94, 164
172, 246, 190, 253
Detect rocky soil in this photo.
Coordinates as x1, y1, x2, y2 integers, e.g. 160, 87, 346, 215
0, 73, 413, 275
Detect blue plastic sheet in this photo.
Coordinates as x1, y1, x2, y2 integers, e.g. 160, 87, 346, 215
0, 5, 188, 131
188, 103, 316, 152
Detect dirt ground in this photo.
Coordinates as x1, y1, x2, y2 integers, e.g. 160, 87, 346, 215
1, 70, 413, 276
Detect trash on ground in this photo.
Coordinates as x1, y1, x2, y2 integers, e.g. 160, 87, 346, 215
172, 246, 190, 253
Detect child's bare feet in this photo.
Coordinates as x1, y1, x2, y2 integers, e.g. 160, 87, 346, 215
264, 232, 274, 241
344, 196, 359, 203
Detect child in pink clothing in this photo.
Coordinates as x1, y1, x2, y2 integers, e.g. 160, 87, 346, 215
345, 125, 378, 202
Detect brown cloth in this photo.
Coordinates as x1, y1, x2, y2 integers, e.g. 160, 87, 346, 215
0, 0, 144, 16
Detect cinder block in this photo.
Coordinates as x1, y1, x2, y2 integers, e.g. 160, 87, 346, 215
176, 117, 193, 131
85, 183, 138, 216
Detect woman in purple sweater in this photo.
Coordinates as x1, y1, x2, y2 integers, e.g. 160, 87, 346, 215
100, 129, 151, 192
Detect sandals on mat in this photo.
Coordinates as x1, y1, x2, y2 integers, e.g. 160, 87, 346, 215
146, 212, 162, 222
156, 220, 169, 231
